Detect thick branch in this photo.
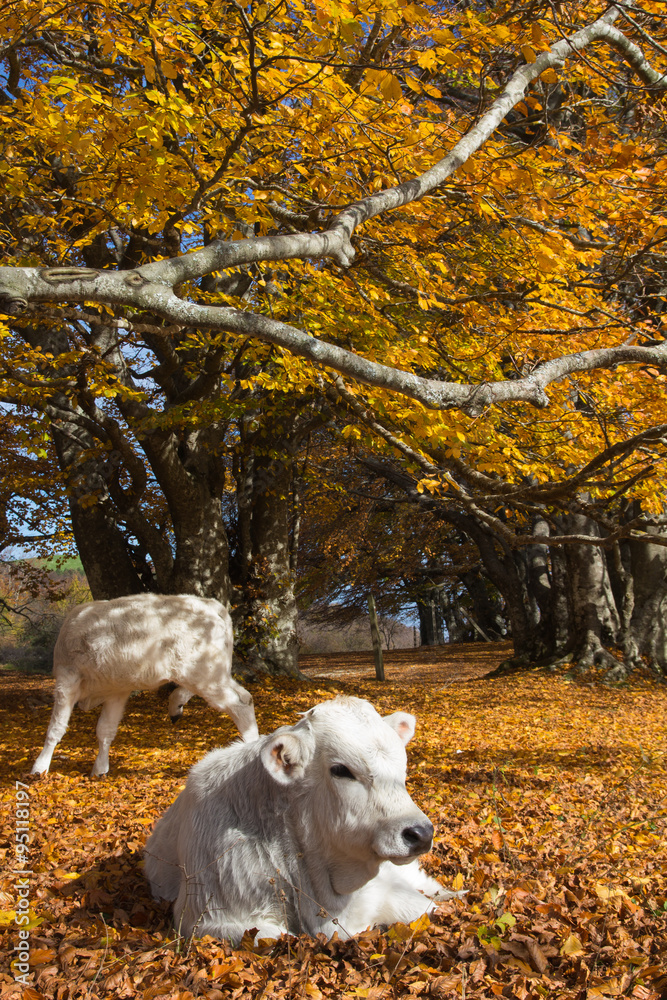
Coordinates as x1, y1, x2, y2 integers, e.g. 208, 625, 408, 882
362, 455, 667, 550
2, 268, 667, 414
136, 3, 639, 286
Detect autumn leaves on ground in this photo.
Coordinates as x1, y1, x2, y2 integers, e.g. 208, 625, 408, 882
0, 647, 666, 1000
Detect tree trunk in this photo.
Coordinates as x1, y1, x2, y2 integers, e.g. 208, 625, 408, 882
367, 594, 385, 680
160, 464, 232, 603
626, 533, 667, 675
50, 416, 148, 599
562, 513, 622, 675
522, 518, 569, 658
416, 587, 445, 645
69, 500, 146, 599
440, 586, 471, 643
547, 545, 572, 655
460, 570, 507, 639
446, 512, 545, 662
235, 451, 300, 677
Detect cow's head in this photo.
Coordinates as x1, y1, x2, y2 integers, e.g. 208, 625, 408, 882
260, 696, 434, 893
168, 686, 193, 722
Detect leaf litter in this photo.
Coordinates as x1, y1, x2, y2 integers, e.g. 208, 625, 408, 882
0, 642, 666, 1000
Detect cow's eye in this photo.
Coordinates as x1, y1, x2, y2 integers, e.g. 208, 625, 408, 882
330, 763, 356, 780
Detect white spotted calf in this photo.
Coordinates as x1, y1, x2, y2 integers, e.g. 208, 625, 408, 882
32, 593, 258, 776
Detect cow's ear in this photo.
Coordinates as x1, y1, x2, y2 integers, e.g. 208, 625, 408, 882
261, 727, 314, 785
383, 712, 416, 746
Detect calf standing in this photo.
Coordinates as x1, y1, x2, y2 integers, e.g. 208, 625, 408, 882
32, 593, 259, 776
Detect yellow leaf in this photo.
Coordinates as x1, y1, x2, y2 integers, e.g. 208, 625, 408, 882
379, 72, 402, 102
142, 57, 156, 82
535, 250, 558, 271
387, 921, 414, 941
541, 68, 558, 84
438, 48, 459, 67
559, 933, 584, 957
594, 883, 636, 908
587, 980, 623, 998
417, 50, 437, 71
453, 872, 465, 891
409, 912, 431, 933
432, 29, 455, 44
520, 44, 537, 63
364, 69, 403, 102
210, 958, 244, 980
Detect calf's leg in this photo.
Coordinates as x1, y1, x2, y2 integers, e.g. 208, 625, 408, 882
206, 679, 259, 741
91, 694, 128, 776
225, 697, 259, 741
32, 681, 80, 775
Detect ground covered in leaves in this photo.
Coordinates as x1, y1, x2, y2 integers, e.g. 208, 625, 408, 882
0, 643, 666, 1000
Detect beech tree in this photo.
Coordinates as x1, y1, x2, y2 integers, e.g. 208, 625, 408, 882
2, 0, 667, 673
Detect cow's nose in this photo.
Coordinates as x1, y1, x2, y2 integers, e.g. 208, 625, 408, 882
402, 821, 434, 853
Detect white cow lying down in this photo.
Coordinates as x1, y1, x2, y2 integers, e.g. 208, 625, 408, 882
32, 593, 259, 777
145, 696, 452, 941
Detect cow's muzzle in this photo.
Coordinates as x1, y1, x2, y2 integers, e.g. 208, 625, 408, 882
401, 821, 434, 855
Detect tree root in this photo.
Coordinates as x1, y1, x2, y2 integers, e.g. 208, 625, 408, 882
484, 654, 532, 678
485, 639, 632, 683
563, 636, 628, 683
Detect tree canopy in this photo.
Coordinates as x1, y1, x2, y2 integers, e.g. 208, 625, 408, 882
2, 0, 667, 671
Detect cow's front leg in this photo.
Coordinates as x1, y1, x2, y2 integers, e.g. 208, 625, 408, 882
207, 679, 259, 742
91, 695, 128, 776
225, 697, 259, 742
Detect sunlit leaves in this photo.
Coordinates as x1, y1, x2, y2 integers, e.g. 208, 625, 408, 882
0, 654, 665, 997
2, 0, 667, 560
